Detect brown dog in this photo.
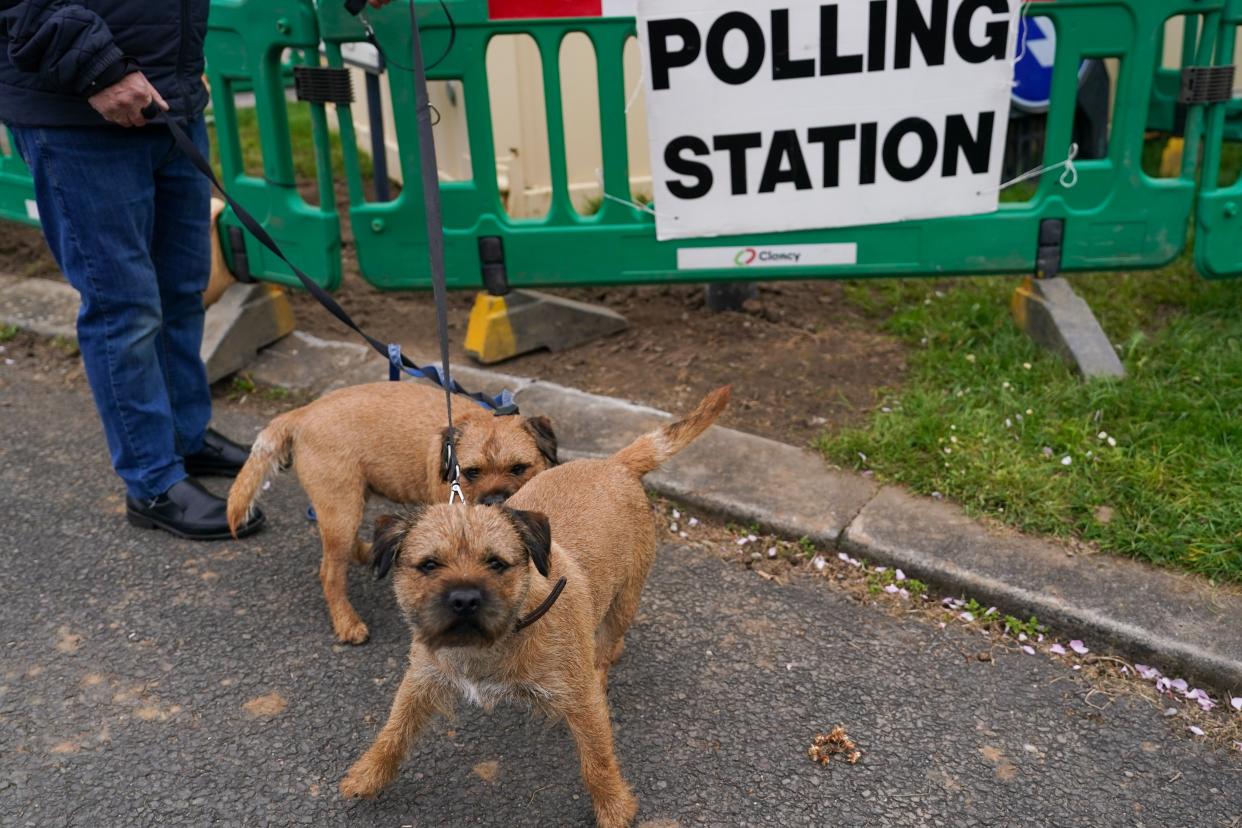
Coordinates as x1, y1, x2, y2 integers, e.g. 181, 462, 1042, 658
339, 386, 731, 827
227, 381, 557, 644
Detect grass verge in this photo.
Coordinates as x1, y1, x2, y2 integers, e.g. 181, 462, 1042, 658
819, 258, 1242, 582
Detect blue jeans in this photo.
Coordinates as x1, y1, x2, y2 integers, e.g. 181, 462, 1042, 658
12, 120, 213, 500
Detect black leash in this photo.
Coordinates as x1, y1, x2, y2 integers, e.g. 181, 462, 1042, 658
141, 109, 515, 417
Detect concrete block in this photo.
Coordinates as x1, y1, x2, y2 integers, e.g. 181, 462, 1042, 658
1011, 276, 1125, 379
465, 289, 627, 364
201, 282, 295, 384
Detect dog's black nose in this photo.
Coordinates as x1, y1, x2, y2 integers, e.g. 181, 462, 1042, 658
447, 587, 483, 616
479, 492, 508, 506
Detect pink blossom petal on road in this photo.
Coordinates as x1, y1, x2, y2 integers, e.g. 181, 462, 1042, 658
1022, 646, 1035, 655
938, 622, 946, 629
1232, 697, 1242, 711
895, 569, 906, 581
898, 588, 910, 599
1197, 697, 1216, 712
838, 552, 851, 562
767, 547, 777, 558
1188, 726, 1205, 737
875, 566, 887, 573
1018, 633, 1028, 642
884, 584, 899, 594
1049, 644, 1067, 655
811, 556, 826, 572
1072, 665, 1081, 671
1169, 678, 1189, 693
1069, 640, 1089, 654
960, 612, 975, 622
1135, 664, 1160, 681
1156, 678, 1171, 693
1164, 708, 1179, 717
985, 607, 998, 617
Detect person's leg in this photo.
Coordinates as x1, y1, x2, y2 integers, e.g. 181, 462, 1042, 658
11, 126, 185, 500
150, 117, 212, 457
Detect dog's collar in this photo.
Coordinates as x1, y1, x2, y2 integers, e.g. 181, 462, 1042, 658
513, 577, 567, 632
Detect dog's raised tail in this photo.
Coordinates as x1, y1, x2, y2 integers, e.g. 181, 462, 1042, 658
611, 385, 731, 478
226, 410, 299, 537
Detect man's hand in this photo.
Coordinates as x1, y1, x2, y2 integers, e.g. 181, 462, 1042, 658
88, 72, 168, 127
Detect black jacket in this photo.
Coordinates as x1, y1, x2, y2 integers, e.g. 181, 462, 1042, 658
0, 0, 209, 127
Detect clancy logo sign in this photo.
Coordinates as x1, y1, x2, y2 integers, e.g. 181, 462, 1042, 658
734, 247, 806, 266
679, 242, 857, 270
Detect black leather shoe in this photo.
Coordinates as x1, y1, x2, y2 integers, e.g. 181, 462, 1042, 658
126, 478, 264, 541
184, 428, 251, 478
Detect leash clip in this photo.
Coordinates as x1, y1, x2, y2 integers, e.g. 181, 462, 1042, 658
443, 440, 466, 505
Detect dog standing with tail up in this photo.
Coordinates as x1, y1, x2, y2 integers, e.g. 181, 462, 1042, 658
226, 382, 558, 644
339, 386, 731, 828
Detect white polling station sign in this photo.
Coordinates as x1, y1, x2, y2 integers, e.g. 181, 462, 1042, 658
637, 0, 1019, 241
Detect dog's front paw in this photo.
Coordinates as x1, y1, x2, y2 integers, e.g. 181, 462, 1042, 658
334, 618, 370, 645
340, 755, 396, 799
594, 789, 638, 828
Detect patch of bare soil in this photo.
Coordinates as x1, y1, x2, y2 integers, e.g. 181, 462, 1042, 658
0, 223, 59, 281
287, 273, 907, 446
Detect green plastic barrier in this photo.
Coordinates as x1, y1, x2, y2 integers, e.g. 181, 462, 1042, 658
321, 0, 1239, 287
1196, 1, 1242, 279
0, 0, 1236, 285
204, 0, 342, 290
1149, 14, 1242, 141
0, 130, 36, 228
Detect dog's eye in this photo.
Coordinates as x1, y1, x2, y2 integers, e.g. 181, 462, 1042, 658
487, 557, 510, 572
463, 468, 481, 482
510, 464, 528, 477
417, 560, 439, 574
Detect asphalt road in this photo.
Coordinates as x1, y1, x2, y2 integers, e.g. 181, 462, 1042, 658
2, 379, 1240, 827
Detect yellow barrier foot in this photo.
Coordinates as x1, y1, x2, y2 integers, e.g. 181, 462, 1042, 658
464, 289, 628, 365
1159, 137, 1185, 178
1011, 276, 1125, 379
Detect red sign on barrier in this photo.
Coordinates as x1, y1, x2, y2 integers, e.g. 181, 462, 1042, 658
487, 0, 633, 18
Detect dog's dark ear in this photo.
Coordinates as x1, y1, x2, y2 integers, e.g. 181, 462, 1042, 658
523, 416, 559, 467
503, 508, 552, 578
439, 426, 460, 482
372, 508, 421, 579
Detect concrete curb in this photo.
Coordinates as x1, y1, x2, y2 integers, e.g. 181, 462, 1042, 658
246, 332, 1242, 692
